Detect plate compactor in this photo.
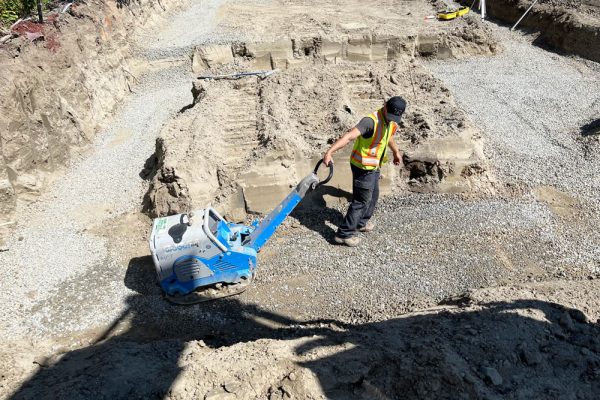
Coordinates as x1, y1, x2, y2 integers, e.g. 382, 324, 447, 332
149, 161, 333, 304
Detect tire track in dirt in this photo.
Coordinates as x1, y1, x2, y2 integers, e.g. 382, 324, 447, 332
220, 81, 261, 170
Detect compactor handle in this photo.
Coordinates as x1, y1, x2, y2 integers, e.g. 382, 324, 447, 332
245, 159, 334, 251
313, 159, 334, 188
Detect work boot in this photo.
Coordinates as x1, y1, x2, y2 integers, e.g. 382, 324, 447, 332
358, 221, 375, 233
334, 235, 361, 247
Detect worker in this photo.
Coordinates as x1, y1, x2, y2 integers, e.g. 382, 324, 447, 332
323, 96, 406, 247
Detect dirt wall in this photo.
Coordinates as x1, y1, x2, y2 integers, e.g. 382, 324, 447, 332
0, 0, 186, 231
460, 0, 600, 62
192, 24, 499, 74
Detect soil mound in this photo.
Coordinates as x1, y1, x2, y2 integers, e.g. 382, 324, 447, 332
145, 55, 493, 219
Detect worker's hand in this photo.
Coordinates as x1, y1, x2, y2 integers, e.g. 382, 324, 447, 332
323, 151, 334, 167
393, 150, 403, 166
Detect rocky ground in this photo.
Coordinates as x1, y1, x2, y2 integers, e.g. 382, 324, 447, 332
0, 1, 599, 399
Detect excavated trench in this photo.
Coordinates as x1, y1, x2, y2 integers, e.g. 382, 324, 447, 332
0, 0, 188, 241
143, 29, 498, 220
458, 0, 600, 62
2, 2, 600, 399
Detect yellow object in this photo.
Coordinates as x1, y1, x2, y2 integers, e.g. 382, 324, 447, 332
350, 109, 396, 170
437, 10, 458, 20
457, 6, 470, 16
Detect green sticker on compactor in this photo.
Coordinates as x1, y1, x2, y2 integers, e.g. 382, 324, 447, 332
156, 218, 168, 232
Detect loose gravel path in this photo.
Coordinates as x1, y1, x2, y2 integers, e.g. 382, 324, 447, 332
0, 2, 227, 339
0, 70, 192, 337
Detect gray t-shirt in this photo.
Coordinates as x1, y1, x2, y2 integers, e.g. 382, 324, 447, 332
355, 117, 375, 139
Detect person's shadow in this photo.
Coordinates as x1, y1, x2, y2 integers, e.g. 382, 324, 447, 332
9, 256, 600, 399
291, 185, 351, 243
580, 118, 600, 137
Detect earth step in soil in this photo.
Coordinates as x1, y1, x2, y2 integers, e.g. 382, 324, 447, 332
146, 58, 492, 219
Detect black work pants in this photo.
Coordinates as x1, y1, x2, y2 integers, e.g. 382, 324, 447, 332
337, 164, 380, 238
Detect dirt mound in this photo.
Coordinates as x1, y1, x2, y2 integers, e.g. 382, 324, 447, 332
141, 0, 500, 219
145, 53, 493, 219
540, 0, 600, 18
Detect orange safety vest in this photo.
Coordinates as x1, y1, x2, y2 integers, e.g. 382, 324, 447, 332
350, 109, 397, 170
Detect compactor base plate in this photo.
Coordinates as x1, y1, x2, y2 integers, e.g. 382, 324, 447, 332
166, 279, 252, 304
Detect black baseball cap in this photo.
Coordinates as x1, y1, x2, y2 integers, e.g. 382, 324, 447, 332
385, 96, 407, 123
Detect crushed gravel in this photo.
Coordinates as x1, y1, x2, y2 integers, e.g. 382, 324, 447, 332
427, 24, 600, 202
137, 0, 245, 60
244, 189, 600, 324
0, 65, 193, 337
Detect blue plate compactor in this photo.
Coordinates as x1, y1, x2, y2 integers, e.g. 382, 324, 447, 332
149, 161, 333, 304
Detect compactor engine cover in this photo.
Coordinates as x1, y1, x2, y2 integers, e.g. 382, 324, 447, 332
149, 208, 257, 304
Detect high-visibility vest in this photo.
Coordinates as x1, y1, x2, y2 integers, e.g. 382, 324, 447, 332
350, 108, 397, 170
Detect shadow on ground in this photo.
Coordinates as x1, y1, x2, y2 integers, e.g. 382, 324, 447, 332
291, 185, 351, 243
581, 118, 600, 137
9, 255, 600, 399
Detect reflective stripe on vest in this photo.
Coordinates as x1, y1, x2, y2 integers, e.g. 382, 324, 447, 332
350, 109, 396, 170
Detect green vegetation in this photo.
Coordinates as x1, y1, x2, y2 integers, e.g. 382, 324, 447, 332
0, 0, 51, 25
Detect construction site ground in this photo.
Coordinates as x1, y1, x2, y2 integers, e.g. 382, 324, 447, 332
0, 0, 599, 399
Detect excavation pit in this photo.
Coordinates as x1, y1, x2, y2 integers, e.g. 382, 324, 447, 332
145, 45, 494, 220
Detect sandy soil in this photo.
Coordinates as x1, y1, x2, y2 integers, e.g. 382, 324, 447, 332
3, 281, 600, 399
0, 1, 599, 399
